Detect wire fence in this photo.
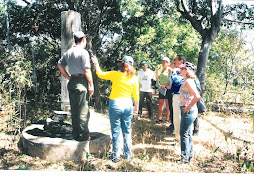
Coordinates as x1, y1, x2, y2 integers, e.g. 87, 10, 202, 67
206, 89, 254, 105
205, 89, 254, 113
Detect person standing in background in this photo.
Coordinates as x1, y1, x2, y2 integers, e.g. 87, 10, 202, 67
155, 57, 172, 123
166, 55, 186, 140
137, 61, 156, 119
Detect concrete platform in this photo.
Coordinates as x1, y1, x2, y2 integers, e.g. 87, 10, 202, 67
19, 108, 112, 162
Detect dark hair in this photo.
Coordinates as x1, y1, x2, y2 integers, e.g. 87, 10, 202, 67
120, 62, 136, 77
177, 55, 186, 64
74, 37, 84, 44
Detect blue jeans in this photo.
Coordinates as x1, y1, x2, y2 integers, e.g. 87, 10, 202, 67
180, 105, 198, 163
108, 98, 133, 160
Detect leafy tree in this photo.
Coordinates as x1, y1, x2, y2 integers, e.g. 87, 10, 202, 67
174, 0, 224, 93
110, 0, 200, 68
223, 2, 254, 29
1, 0, 252, 115
0, 44, 33, 131
0, 0, 201, 111
206, 28, 254, 105
0, 1, 62, 119
174, 0, 254, 94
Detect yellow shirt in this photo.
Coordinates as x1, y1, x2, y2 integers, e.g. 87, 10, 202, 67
96, 70, 139, 102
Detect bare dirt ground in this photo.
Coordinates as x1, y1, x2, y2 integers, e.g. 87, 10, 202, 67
0, 103, 254, 173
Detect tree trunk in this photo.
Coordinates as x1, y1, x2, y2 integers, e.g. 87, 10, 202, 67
91, 68, 102, 112
196, 36, 213, 95
4, 0, 10, 52
175, 0, 224, 96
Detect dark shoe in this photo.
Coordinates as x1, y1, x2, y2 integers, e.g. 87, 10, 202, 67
134, 113, 141, 120
112, 157, 120, 163
193, 130, 199, 136
171, 130, 175, 135
166, 125, 174, 135
181, 157, 189, 164
75, 134, 91, 141
156, 119, 163, 123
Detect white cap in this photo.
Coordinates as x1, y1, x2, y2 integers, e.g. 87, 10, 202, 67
162, 57, 170, 63
73, 31, 87, 40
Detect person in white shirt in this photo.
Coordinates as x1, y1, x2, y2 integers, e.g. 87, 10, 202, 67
137, 61, 156, 119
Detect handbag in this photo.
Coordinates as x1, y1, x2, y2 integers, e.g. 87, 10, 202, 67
155, 81, 167, 96
197, 97, 206, 114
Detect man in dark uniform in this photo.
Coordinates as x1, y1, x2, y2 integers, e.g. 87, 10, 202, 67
57, 31, 94, 141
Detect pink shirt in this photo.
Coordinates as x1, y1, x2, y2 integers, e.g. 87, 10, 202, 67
179, 79, 194, 107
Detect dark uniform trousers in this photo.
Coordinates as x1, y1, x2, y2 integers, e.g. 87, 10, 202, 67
168, 90, 173, 125
67, 76, 90, 139
139, 91, 153, 117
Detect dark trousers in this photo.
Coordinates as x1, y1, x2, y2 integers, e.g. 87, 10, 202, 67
193, 116, 199, 131
168, 90, 173, 126
67, 77, 90, 139
139, 91, 153, 117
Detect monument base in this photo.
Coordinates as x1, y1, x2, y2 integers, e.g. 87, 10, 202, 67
19, 108, 112, 162
19, 124, 111, 162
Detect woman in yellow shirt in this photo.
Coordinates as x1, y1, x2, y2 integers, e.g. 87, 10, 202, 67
91, 55, 139, 163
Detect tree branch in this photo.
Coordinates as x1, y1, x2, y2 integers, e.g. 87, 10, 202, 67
209, 0, 224, 41
224, 19, 254, 25
177, 0, 206, 37
211, 0, 224, 27
21, 0, 31, 5
175, 0, 184, 13
192, 0, 197, 14
181, 0, 189, 12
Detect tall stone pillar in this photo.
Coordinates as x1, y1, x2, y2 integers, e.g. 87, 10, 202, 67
61, 10, 82, 111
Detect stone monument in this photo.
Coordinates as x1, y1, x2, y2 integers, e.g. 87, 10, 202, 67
60, 10, 82, 111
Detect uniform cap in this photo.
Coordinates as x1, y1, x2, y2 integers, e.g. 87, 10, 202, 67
141, 61, 148, 65
122, 56, 134, 66
73, 31, 88, 40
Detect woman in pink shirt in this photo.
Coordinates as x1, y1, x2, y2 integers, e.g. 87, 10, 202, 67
179, 62, 200, 163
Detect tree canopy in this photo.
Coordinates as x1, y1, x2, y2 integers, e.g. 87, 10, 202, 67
0, 0, 253, 114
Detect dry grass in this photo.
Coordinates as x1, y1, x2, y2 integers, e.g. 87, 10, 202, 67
0, 105, 254, 173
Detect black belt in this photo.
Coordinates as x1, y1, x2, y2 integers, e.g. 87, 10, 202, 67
71, 74, 85, 77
